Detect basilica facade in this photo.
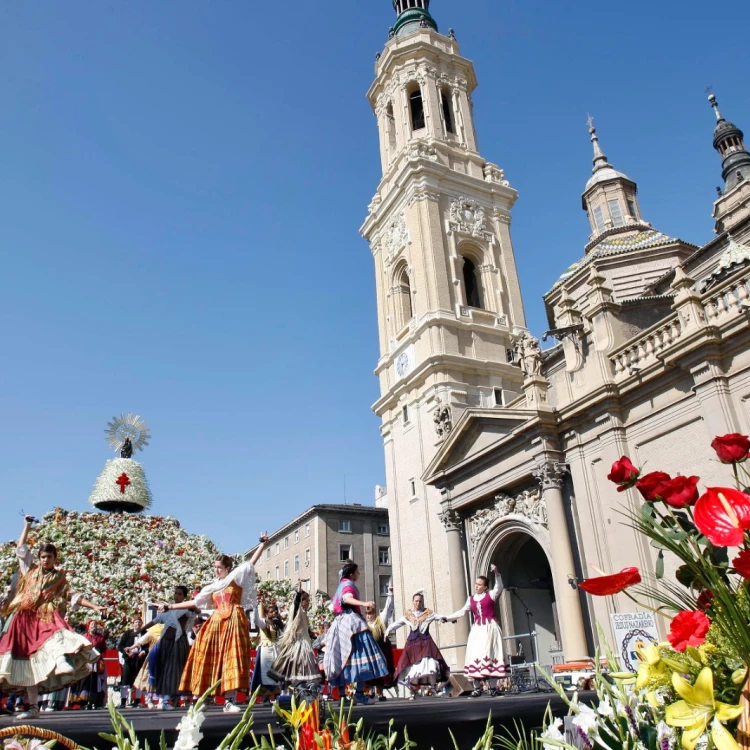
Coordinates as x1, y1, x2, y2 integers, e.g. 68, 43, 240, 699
362, 0, 750, 667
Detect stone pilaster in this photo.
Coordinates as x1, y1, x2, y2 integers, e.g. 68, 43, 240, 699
438, 507, 470, 660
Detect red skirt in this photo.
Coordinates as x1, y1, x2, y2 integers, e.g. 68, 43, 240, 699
0, 609, 72, 659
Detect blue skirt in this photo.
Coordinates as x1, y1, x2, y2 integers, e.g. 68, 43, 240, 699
330, 631, 388, 687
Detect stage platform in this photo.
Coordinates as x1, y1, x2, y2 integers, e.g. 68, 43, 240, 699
0, 692, 588, 750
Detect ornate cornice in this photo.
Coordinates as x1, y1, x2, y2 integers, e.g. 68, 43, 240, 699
438, 508, 463, 532
533, 462, 568, 490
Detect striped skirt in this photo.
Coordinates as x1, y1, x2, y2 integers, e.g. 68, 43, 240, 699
179, 606, 250, 696
325, 611, 388, 688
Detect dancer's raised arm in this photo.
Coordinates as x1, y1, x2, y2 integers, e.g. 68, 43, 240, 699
248, 533, 269, 566
17, 516, 34, 550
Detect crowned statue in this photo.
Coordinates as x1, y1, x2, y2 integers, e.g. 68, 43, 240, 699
88, 414, 153, 513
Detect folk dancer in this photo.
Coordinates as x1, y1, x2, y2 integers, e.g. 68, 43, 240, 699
324, 562, 388, 705
131, 623, 162, 708
250, 602, 284, 699
385, 592, 450, 699
268, 590, 320, 690
0, 517, 103, 720
118, 616, 144, 707
127, 586, 196, 710
443, 564, 506, 697
173, 534, 268, 713
364, 585, 394, 699
68, 620, 108, 709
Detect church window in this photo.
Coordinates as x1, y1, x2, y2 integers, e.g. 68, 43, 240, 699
494, 388, 505, 406
409, 479, 417, 497
592, 205, 606, 232
386, 102, 397, 155
627, 199, 638, 220
402, 405, 409, 424
395, 266, 413, 329
409, 87, 425, 131
608, 199, 625, 227
462, 256, 483, 309
441, 89, 455, 134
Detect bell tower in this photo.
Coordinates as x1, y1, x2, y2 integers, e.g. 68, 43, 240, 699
360, 1, 527, 652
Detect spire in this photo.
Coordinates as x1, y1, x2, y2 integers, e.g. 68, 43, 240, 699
392, 0, 438, 37
587, 115, 609, 174
708, 91, 750, 193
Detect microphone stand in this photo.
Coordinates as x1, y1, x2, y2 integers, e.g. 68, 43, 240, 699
510, 588, 539, 691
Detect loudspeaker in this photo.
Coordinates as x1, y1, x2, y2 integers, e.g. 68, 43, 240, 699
449, 674, 473, 697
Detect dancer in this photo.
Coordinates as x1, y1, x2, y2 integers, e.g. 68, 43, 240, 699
68, 620, 108, 709
118, 616, 144, 707
131, 622, 162, 709
364, 584, 394, 700
385, 592, 450, 699
127, 586, 196, 710
251, 602, 284, 699
443, 564, 506, 697
172, 534, 268, 713
324, 561, 388, 705
0, 517, 102, 720
268, 590, 319, 689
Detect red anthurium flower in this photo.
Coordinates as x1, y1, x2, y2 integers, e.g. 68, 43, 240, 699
660, 476, 701, 508
607, 457, 640, 492
733, 549, 750, 579
711, 434, 750, 464
696, 589, 714, 611
578, 567, 641, 596
667, 610, 711, 651
694, 487, 750, 547
635, 472, 672, 503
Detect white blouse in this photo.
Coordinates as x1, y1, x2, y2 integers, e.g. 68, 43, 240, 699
446, 574, 503, 621
193, 560, 257, 612
385, 608, 443, 637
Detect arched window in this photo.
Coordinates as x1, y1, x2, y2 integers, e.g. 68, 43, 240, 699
409, 87, 425, 131
395, 267, 413, 329
386, 102, 397, 155
462, 257, 483, 309
441, 88, 455, 135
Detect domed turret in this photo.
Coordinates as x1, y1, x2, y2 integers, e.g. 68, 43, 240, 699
709, 92, 750, 193
392, 0, 437, 37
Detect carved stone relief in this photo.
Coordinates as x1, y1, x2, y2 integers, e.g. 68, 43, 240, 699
385, 213, 410, 257
468, 488, 548, 546
449, 196, 493, 240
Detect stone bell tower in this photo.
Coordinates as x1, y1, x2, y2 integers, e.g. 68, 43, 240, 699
360, 0, 528, 654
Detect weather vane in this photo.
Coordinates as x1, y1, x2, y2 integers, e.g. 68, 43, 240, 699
105, 413, 151, 458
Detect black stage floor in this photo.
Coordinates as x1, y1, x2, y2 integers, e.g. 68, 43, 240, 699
0, 692, 590, 750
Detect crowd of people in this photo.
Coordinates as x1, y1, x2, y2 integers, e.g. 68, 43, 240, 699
0, 518, 510, 720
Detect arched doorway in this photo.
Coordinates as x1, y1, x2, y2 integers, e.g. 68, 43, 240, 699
491, 532, 559, 668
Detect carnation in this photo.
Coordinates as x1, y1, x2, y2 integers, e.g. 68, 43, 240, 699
667, 610, 711, 651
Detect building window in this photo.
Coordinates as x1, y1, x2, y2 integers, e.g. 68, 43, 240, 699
379, 575, 391, 596
494, 388, 505, 406
593, 205, 606, 232
266, 570, 271, 579
395, 266, 413, 328
265, 548, 271, 560
305, 548, 311, 567
402, 405, 409, 424
275, 543, 280, 556
386, 101, 397, 155
441, 88, 455, 134
410, 479, 417, 497
409, 87, 425, 131
284, 560, 289, 578
379, 547, 391, 565
284, 536, 289, 550
627, 199, 638, 220
339, 545, 352, 562
305, 522, 310, 537
339, 519, 352, 533
294, 555, 300, 573
377, 521, 389, 535
295, 530, 299, 544
275, 566, 280, 580
608, 199, 625, 227
462, 256, 483, 309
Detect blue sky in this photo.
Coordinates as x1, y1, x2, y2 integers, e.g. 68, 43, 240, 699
1, 0, 748, 553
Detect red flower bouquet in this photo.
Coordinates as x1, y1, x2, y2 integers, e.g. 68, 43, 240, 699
667, 610, 711, 651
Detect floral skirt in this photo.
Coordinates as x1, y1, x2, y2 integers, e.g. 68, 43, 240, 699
0, 609, 99, 692
179, 606, 250, 696
464, 621, 506, 679
394, 631, 450, 688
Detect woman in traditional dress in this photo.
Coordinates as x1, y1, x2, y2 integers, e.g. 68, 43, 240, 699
169, 534, 268, 713
268, 590, 319, 689
251, 602, 284, 699
324, 562, 388, 705
385, 592, 450, 699
443, 563, 505, 698
364, 585, 394, 700
131, 623, 162, 708
0, 517, 103, 720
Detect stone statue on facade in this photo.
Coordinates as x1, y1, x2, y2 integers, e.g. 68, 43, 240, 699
515, 332, 543, 378
434, 403, 453, 439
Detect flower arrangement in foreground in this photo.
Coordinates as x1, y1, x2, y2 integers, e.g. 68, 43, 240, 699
537, 433, 750, 750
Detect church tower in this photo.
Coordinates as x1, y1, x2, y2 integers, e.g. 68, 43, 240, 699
360, 0, 528, 655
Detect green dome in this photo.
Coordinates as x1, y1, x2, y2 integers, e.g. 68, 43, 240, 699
392, 1, 438, 37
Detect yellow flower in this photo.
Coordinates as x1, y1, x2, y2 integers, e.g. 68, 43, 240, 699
635, 641, 670, 691
665, 667, 742, 750
274, 697, 313, 729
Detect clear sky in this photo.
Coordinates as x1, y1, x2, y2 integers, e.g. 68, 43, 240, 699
1, 0, 748, 553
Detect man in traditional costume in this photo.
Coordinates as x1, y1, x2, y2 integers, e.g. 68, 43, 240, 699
443, 563, 506, 697
0, 517, 103, 720
117, 616, 144, 707
385, 592, 450, 699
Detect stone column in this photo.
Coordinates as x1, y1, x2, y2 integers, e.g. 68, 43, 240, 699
438, 508, 470, 663
533, 462, 588, 660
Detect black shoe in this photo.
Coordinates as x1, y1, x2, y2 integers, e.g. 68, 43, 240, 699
488, 688, 499, 697
469, 689, 483, 698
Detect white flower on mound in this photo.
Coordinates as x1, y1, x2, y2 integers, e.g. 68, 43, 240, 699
541, 717, 565, 750
596, 694, 615, 720
573, 703, 599, 736
174, 704, 207, 750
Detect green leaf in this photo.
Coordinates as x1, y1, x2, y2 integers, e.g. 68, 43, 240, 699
656, 550, 665, 579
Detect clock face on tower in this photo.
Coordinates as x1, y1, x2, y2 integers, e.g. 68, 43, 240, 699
396, 350, 411, 379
